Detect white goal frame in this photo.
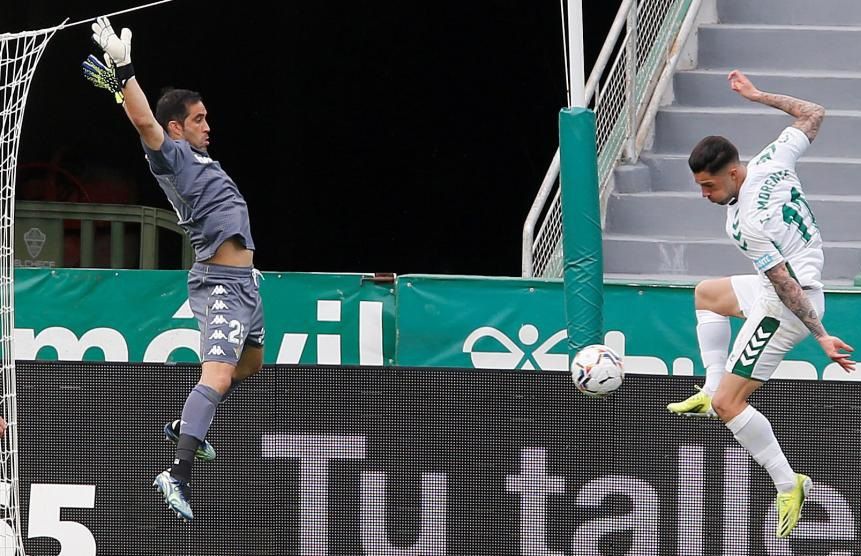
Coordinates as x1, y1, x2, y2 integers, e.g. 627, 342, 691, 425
0, 23, 64, 556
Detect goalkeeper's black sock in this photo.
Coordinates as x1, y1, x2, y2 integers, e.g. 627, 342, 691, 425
170, 434, 199, 483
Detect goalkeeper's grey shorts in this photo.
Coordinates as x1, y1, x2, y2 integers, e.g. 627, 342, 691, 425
187, 262, 265, 365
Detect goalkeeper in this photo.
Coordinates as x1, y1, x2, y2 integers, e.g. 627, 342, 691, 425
85, 17, 265, 522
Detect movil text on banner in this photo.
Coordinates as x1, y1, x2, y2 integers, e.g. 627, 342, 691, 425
13, 268, 395, 366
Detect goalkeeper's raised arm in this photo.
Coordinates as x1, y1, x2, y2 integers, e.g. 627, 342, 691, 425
91, 17, 163, 151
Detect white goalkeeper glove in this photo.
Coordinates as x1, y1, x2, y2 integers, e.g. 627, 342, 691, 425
91, 16, 132, 67
91, 16, 135, 88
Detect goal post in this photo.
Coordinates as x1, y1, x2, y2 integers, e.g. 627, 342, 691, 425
0, 23, 65, 556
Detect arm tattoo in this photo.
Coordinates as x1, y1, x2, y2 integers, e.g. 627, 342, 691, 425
765, 264, 826, 339
754, 92, 825, 143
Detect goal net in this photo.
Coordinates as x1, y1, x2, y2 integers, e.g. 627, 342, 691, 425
0, 24, 64, 555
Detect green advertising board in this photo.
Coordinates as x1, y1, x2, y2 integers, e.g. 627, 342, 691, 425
14, 269, 861, 380
14, 269, 396, 365
395, 275, 568, 370
395, 275, 861, 381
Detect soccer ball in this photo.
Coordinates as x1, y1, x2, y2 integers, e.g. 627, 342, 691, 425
571, 344, 624, 398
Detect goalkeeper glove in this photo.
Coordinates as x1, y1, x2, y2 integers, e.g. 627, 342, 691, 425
90, 16, 134, 87
81, 53, 124, 104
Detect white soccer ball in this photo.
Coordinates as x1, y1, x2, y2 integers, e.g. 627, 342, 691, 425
571, 344, 624, 398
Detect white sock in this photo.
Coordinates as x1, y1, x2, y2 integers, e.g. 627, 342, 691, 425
696, 310, 730, 396
726, 405, 796, 493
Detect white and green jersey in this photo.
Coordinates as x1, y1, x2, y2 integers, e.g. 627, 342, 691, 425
726, 126, 824, 295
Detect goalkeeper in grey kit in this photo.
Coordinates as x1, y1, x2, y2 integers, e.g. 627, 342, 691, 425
85, 17, 265, 522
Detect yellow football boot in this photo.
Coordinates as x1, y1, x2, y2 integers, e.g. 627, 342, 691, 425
666, 385, 718, 419
776, 474, 812, 538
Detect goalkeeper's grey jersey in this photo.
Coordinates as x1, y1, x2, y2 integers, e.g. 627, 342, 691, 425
142, 130, 255, 261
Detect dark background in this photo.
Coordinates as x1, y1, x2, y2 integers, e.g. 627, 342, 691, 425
3, 1, 621, 275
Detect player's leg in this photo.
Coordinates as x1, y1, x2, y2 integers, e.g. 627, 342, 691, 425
717, 290, 823, 538
217, 345, 263, 403
155, 360, 232, 521
172, 361, 233, 477
696, 277, 743, 395
717, 296, 793, 489
668, 275, 758, 417
221, 272, 265, 402
234, 344, 263, 381
167, 265, 263, 436
156, 264, 254, 521
163, 265, 222, 457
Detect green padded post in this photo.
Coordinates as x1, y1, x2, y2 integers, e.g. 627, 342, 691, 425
559, 107, 603, 359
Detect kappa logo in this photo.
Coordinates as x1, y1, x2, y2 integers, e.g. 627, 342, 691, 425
211, 285, 227, 295
194, 154, 214, 165
209, 330, 227, 340
207, 345, 226, 356
211, 315, 228, 325
211, 300, 228, 311
463, 324, 568, 370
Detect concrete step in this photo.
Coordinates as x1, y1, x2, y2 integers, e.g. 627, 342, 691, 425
698, 25, 861, 72
652, 107, 861, 158
605, 191, 861, 241
603, 234, 861, 281
636, 153, 861, 196
605, 4, 861, 285
673, 70, 861, 110
718, 0, 861, 26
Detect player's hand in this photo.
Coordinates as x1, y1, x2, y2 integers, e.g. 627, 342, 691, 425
81, 53, 124, 104
817, 335, 855, 372
91, 16, 132, 67
728, 70, 760, 101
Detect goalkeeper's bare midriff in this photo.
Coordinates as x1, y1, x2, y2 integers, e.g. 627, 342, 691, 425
205, 237, 253, 267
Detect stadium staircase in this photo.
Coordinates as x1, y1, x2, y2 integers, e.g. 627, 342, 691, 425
605, 0, 861, 285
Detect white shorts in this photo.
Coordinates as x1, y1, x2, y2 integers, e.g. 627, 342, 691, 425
726, 275, 825, 382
